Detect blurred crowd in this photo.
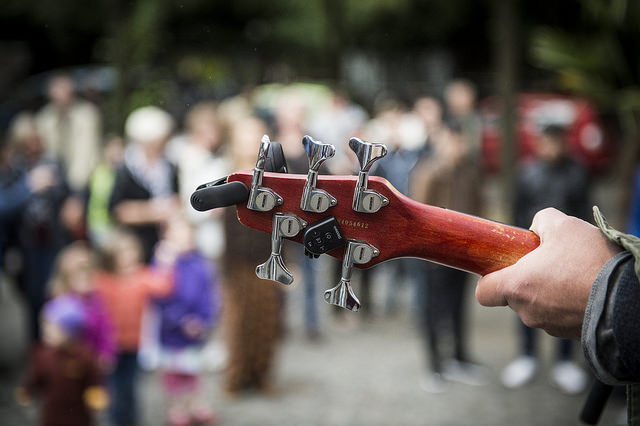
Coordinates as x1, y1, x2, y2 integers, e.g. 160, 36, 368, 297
0, 73, 598, 425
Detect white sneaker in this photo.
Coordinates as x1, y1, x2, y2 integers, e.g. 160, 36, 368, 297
420, 372, 448, 393
442, 359, 489, 386
501, 356, 538, 389
550, 361, 588, 395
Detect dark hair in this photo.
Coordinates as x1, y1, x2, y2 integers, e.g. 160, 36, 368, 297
541, 124, 567, 143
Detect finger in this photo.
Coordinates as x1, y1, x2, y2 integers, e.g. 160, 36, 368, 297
475, 267, 510, 307
529, 207, 565, 241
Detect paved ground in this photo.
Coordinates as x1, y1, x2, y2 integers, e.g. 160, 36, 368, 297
0, 260, 628, 426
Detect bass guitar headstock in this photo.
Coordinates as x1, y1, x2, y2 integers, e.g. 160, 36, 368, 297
191, 134, 540, 312
193, 134, 405, 312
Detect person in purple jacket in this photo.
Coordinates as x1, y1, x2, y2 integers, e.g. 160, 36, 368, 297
154, 214, 219, 426
49, 241, 116, 369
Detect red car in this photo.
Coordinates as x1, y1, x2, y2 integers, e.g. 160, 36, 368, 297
480, 93, 614, 174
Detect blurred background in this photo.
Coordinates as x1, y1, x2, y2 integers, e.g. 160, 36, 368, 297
1, 0, 639, 425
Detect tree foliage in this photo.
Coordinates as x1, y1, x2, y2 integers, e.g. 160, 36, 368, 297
531, 0, 640, 116
531, 0, 640, 213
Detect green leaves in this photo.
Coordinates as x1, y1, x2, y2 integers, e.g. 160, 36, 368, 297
530, 0, 640, 115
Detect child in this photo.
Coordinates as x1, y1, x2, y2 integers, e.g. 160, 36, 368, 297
154, 215, 219, 425
96, 229, 173, 426
50, 241, 116, 368
17, 295, 109, 426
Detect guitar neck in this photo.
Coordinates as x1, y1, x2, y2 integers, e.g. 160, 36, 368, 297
393, 194, 540, 275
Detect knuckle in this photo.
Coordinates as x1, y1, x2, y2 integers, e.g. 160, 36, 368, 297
532, 207, 559, 225
474, 280, 493, 306
537, 207, 559, 217
520, 313, 543, 329
531, 207, 572, 239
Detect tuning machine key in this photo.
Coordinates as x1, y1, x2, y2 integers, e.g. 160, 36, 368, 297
349, 137, 389, 213
324, 240, 379, 312
247, 135, 284, 212
256, 213, 307, 285
300, 135, 337, 213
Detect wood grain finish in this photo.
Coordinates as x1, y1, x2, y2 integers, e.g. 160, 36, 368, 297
229, 171, 540, 276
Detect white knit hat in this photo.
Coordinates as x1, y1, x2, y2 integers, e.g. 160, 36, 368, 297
125, 106, 174, 144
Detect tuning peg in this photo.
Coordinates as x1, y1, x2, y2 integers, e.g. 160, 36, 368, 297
247, 135, 284, 212
300, 135, 337, 213
324, 239, 379, 311
348, 137, 389, 213
256, 213, 307, 285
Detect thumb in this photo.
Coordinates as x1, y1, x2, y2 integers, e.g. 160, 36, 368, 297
475, 266, 510, 307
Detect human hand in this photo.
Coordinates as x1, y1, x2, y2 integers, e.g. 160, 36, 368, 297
84, 386, 109, 411
475, 208, 622, 339
153, 240, 179, 268
150, 197, 180, 224
27, 165, 55, 193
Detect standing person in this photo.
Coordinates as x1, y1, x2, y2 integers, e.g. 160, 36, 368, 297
307, 88, 368, 176
96, 230, 173, 426
35, 73, 102, 193
16, 295, 109, 426
500, 124, 589, 394
109, 106, 180, 264
6, 113, 70, 341
86, 135, 125, 250
414, 96, 446, 150
221, 116, 283, 394
49, 241, 116, 369
410, 121, 487, 392
373, 97, 429, 315
443, 79, 483, 163
272, 88, 307, 162
0, 133, 56, 275
154, 214, 219, 426
173, 101, 230, 261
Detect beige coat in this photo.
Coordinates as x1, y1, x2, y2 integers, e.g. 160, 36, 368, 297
36, 100, 102, 191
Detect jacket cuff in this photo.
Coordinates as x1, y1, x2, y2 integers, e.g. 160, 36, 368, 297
582, 251, 633, 384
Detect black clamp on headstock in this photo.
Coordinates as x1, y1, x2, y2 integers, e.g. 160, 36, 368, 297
189, 137, 288, 212
190, 177, 249, 211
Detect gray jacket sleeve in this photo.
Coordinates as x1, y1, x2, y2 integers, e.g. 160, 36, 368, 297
582, 207, 640, 385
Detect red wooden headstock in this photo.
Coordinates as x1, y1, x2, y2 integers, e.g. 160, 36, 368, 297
228, 170, 540, 276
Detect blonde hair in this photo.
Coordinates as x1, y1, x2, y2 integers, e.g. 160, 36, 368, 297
100, 228, 143, 272
8, 112, 38, 151
49, 241, 96, 297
